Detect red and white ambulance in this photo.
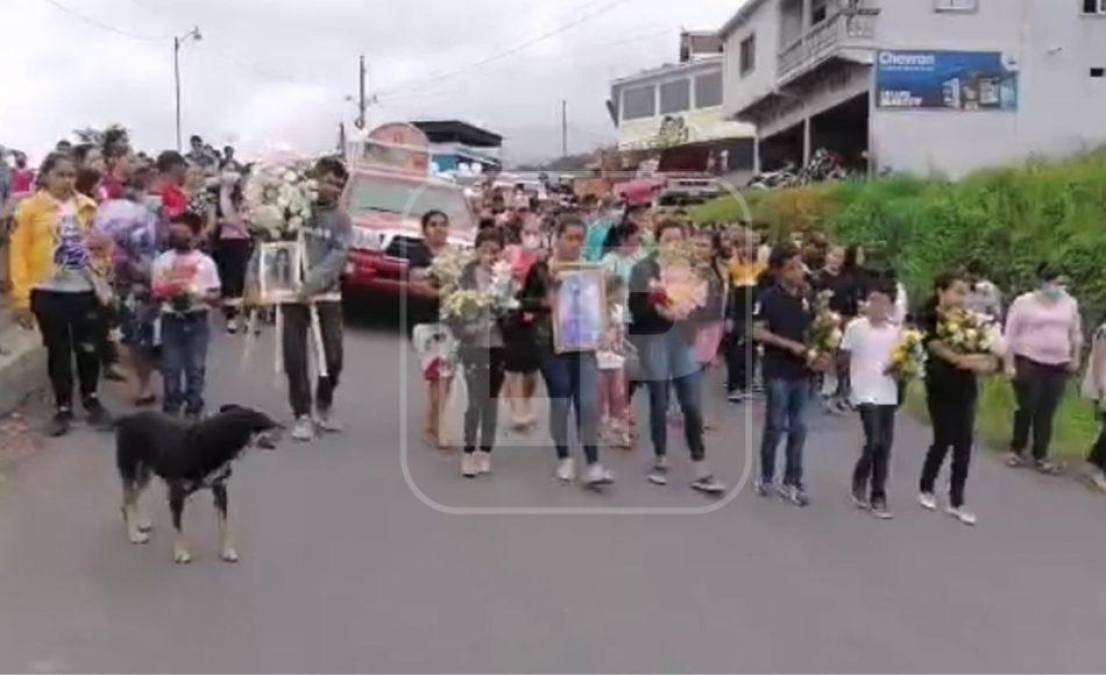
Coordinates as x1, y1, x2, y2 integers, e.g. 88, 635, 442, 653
340, 123, 477, 300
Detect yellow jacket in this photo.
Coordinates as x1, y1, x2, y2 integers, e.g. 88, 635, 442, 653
8, 190, 102, 310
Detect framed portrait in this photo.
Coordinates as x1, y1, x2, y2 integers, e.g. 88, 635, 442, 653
258, 241, 302, 304
551, 263, 608, 354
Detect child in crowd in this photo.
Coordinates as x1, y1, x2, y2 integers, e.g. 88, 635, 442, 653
839, 276, 902, 519
151, 212, 221, 419
597, 275, 631, 448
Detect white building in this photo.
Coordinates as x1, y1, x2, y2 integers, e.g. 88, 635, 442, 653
719, 0, 1106, 178
607, 38, 757, 175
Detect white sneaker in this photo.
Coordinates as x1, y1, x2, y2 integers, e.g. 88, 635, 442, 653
556, 457, 576, 483
946, 505, 977, 526
917, 492, 938, 511
461, 453, 478, 478
475, 450, 492, 475
291, 415, 314, 442
315, 408, 343, 433
585, 463, 614, 486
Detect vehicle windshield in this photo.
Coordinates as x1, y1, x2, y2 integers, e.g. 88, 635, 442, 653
347, 175, 473, 230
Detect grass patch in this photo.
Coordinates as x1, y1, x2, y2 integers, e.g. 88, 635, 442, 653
902, 378, 1098, 461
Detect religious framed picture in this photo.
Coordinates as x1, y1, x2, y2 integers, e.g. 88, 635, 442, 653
551, 263, 608, 354
257, 241, 302, 304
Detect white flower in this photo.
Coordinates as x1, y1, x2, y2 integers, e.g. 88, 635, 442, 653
288, 216, 304, 230
283, 170, 297, 183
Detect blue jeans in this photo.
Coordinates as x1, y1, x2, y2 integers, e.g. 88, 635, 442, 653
635, 332, 704, 460
539, 350, 600, 465
161, 312, 210, 415
759, 377, 810, 487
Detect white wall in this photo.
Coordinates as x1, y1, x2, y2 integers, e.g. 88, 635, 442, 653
872, 0, 1106, 178
722, 0, 783, 117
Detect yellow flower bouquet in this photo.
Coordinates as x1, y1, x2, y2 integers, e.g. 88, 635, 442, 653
886, 328, 926, 380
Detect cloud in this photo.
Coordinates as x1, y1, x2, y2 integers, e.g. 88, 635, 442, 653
1, 0, 741, 164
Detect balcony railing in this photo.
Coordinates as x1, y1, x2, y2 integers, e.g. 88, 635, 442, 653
778, 9, 877, 81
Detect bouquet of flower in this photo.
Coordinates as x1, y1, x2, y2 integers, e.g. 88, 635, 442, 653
887, 328, 926, 380
650, 242, 708, 321
937, 308, 997, 355
426, 248, 471, 294
805, 290, 844, 364
243, 163, 318, 239
490, 260, 520, 313
441, 288, 492, 323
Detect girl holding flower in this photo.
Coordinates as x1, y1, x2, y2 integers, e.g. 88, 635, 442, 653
451, 228, 508, 478
918, 271, 998, 526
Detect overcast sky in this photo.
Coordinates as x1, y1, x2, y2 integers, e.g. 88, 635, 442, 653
1, 0, 741, 165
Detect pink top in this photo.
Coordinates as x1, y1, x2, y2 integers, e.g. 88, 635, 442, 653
1003, 292, 1083, 366
503, 245, 541, 285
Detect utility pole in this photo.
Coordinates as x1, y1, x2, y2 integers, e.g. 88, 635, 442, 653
561, 99, 568, 157
355, 54, 367, 130
173, 26, 202, 152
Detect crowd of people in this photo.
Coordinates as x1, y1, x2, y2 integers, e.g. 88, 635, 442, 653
4, 131, 1106, 526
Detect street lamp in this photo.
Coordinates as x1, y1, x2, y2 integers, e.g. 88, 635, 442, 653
174, 26, 202, 152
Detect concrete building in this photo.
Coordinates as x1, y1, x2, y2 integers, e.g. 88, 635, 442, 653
607, 38, 756, 176
719, 0, 1106, 178
411, 120, 502, 174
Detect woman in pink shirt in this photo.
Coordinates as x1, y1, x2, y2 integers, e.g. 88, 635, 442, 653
1002, 264, 1083, 473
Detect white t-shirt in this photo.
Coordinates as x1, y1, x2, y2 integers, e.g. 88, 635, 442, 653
151, 249, 221, 314
841, 317, 902, 406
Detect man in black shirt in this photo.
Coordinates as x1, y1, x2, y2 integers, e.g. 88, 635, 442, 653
753, 244, 814, 507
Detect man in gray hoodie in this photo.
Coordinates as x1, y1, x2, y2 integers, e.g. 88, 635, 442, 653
285, 157, 352, 441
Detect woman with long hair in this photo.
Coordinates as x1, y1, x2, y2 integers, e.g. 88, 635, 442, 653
918, 271, 997, 526
409, 209, 458, 449
519, 214, 613, 486
500, 214, 545, 430
9, 153, 115, 436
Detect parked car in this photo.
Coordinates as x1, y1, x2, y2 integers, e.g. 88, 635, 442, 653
658, 174, 722, 205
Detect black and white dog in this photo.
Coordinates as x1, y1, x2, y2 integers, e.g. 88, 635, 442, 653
115, 405, 283, 564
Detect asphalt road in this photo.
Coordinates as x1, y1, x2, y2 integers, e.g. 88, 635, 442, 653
1, 311, 1104, 673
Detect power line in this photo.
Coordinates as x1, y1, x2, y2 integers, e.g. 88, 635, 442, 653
375, 0, 632, 98
39, 0, 167, 42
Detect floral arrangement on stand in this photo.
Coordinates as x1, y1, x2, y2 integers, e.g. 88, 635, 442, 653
805, 290, 844, 369
886, 328, 926, 380
243, 163, 318, 239
649, 242, 708, 321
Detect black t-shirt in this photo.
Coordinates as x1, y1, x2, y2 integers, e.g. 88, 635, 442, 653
755, 284, 813, 381
405, 243, 438, 325
920, 305, 978, 395
813, 268, 860, 318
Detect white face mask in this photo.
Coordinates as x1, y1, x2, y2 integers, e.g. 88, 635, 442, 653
522, 234, 541, 250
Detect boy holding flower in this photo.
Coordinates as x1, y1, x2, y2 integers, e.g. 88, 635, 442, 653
839, 275, 902, 519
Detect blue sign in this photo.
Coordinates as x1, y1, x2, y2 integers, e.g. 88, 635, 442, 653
875, 50, 1018, 111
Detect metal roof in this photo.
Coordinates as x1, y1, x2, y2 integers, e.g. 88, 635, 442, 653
410, 120, 503, 147
610, 55, 723, 88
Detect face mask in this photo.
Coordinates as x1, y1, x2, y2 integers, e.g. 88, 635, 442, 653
522, 234, 541, 250
1040, 283, 1064, 301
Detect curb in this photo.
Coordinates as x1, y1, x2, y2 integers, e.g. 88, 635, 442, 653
0, 323, 46, 417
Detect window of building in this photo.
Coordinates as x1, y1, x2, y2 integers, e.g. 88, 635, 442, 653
740, 34, 756, 76
935, 0, 979, 11
695, 71, 724, 108
1084, 0, 1106, 14
622, 85, 656, 120
659, 78, 691, 114
1092, 67, 1106, 78
811, 0, 829, 24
